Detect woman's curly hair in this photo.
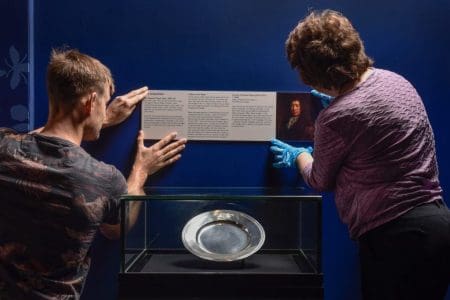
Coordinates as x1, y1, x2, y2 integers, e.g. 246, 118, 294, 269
286, 10, 373, 91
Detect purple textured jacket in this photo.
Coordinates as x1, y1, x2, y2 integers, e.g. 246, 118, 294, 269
301, 68, 443, 239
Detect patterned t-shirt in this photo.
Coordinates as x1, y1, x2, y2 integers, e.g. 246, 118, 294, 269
0, 128, 127, 299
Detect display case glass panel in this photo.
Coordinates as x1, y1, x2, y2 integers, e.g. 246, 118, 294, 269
119, 187, 322, 299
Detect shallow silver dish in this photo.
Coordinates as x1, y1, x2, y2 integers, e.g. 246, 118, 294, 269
182, 209, 265, 262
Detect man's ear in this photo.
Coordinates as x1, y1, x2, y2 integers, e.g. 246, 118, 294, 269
83, 92, 97, 116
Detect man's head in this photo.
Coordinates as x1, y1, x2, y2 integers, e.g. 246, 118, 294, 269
290, 99, 301, 117
46, 49, 115, 140
285, 10, 373, 93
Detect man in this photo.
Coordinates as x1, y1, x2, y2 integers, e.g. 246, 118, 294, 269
278, 98, 314, 140
271, 10, 450, 300
0, 48, 187, 299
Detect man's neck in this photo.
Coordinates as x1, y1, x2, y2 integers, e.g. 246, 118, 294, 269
39, 118, 84, 145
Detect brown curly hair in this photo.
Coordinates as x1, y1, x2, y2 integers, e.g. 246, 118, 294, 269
286, 10, 373, 91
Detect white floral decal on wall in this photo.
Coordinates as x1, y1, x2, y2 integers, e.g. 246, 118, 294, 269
0, 45, 28, 90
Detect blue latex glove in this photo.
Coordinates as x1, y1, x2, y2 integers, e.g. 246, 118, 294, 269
270, 138, 313, 168
311, 89, 334, 108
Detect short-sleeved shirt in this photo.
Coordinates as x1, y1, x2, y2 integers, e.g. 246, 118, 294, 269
301, 68, 443, 239
0, 128, 127, 299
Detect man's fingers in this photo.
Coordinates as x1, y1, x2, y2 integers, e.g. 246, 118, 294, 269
153, 132, 179, 150
160, 138, 187, 155
161, 142, 186, 160
127, 92, 149, 107
123, 86, 149, 106
136, 130, 144, 147
125, 86, 149, 97
161, 154, 182, 167
140, 132, 187, 155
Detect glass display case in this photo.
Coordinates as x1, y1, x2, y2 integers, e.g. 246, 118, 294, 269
118, 187, 322, 299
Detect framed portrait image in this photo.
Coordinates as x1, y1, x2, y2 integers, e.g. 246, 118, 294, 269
276, 92, 323, 141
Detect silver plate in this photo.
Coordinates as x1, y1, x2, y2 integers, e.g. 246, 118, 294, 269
182, 209, 265, 262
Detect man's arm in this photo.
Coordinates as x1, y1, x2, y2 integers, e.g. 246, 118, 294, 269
100, 130, 187, 239
29, 87, 149, 134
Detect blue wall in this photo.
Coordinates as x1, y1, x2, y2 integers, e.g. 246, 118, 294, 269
0, 0, 29, 132
28, 0, 450, 299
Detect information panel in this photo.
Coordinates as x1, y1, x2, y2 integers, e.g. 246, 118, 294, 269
142, 90, 321, 141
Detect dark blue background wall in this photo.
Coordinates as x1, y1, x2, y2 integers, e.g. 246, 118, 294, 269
25, 0, 450, 299
0, 0, 29, 133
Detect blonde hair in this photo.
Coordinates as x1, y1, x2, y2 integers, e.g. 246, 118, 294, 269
46, 48, 115, 110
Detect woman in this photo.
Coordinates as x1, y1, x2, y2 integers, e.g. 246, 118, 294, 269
270, 10, 450, 300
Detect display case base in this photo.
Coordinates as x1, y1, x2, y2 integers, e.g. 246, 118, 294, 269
119, 251, 323, 299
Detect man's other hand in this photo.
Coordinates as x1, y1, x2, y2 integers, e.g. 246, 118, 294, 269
137, 131, 187, 176
127, 131, 187, 195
